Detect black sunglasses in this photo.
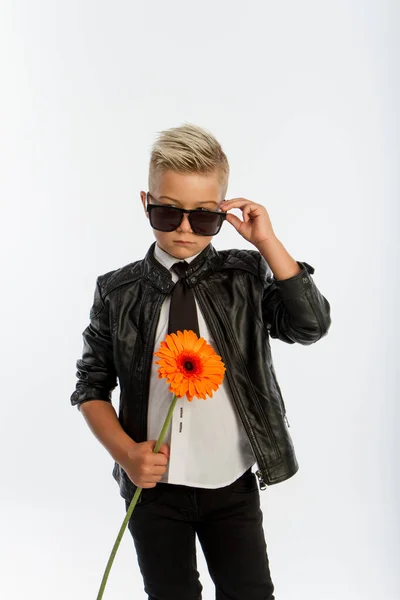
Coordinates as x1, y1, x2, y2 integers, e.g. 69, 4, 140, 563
146, 192, 227, 236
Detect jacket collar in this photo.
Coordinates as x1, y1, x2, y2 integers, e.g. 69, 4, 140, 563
143, 241, 221, 292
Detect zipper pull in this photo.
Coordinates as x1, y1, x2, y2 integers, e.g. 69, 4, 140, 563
255, 469, 267, 491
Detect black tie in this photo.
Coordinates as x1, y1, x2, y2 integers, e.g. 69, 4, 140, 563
168, 261, 200, 337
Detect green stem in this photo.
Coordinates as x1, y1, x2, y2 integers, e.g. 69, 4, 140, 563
96, 394, 178, 600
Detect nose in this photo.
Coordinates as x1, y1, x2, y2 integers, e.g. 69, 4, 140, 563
176, 212, 193, 233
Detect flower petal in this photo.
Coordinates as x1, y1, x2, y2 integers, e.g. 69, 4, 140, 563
154, 329, 225, 401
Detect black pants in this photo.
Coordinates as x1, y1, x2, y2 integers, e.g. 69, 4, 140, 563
124, 468, 275, 600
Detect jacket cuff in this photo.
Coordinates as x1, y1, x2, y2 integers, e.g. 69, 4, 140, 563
70, 387, 112, 408
274, 261, 315, 300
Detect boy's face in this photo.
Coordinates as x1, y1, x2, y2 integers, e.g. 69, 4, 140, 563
140, 170, 225, 260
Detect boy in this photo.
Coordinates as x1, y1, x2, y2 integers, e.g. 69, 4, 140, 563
70, 123, 331, 600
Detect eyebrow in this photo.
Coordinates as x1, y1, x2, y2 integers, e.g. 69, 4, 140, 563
159, 195, 218, 205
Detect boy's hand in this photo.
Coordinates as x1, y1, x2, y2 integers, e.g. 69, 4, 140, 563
221, 198, 276, 247
121, 440, 170, 489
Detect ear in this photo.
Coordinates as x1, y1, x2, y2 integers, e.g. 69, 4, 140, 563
140, 191, 149, 217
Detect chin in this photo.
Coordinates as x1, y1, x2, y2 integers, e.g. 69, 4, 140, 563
155, 235, 211, 259
169, 245, 199, 259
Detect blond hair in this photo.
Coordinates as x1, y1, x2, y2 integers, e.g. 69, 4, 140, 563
149, 123, 229, 196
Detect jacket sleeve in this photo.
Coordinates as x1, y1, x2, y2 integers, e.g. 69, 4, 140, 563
260, 257, 331, 345
70, 277, 118, 410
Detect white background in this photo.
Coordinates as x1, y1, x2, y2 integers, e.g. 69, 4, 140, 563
1, 1, 398, 599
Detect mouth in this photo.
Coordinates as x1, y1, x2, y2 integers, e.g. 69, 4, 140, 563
174, 240, 194, 245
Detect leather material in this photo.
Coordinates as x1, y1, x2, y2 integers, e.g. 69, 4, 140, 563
71, 241, 331, 499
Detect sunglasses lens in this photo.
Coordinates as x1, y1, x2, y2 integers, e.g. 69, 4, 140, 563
148, 203, 225, 236
149, 206, 181, 232
190, 212, 224, 235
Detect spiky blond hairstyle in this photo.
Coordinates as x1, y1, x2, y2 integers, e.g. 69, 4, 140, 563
148, 123, 230, 196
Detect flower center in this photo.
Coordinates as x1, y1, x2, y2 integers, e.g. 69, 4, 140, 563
177, 351, 203, 377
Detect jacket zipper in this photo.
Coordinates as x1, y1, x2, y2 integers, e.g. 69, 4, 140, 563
255, 469, 267, 490
135, 294, 165, 502
140, 294, 166, 440
200, 284, 281, 457
195, 286, 272, 490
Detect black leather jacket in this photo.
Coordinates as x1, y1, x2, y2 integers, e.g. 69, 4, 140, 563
70, 242, 331, 500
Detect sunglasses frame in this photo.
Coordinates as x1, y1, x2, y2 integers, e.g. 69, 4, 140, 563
146, 192, 227, 236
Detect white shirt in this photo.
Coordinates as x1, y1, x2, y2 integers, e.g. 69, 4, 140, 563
147, 243, 255, 488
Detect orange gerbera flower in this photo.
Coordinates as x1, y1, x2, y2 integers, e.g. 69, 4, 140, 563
154, 329, 226, 401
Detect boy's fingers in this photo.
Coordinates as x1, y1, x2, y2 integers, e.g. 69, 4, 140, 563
221, 198, 250, 210
148, 440, 170, 461
159, 443, 170, 460
225, 213, 243, 231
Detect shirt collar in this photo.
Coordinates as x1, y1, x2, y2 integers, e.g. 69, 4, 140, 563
153, 242, 202, 271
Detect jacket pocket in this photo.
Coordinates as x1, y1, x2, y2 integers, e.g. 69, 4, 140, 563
270, 363, 289, 422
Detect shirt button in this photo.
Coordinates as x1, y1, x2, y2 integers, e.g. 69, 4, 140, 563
302, 277, 309, 283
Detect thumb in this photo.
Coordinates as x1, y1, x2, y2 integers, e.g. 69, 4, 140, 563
225, 212, 243, 231
147, 439, 158, 452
